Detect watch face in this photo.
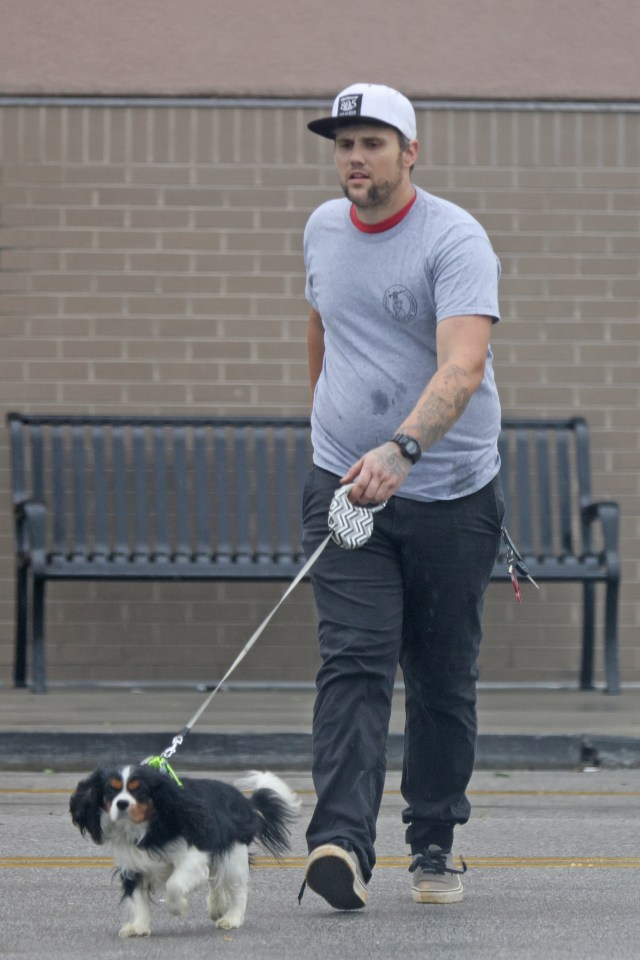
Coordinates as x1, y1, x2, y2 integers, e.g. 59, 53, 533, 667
393, 434, 421, 463
405, 439, 420, 458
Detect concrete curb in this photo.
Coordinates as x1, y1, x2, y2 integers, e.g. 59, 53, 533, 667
4, 730, 640, 771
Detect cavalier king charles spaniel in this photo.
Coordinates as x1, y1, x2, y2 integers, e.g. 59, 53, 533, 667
70, 764, 301, 938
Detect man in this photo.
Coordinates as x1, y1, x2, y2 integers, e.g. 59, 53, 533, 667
300, 83, 504, 910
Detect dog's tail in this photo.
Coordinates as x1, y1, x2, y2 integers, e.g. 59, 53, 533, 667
235, 771, 302, 859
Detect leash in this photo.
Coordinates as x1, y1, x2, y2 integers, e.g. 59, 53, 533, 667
144, 492, 535, 778
144, 484, 387, 776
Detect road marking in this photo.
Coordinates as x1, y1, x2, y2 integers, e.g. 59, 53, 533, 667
3, 788, 640, 797
3, 855, 640, 870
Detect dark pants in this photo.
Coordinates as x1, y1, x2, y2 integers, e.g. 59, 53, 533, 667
301, 466, 504, 882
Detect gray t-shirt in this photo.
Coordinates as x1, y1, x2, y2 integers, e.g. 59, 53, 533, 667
304, 186, 502, 502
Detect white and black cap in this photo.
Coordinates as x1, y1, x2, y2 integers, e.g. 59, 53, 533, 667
308, 83, 417, 141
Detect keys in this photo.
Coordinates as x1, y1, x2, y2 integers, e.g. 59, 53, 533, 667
501, 527, 540, 604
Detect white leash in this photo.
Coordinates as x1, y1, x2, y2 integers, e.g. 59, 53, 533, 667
147, 484, 387, 766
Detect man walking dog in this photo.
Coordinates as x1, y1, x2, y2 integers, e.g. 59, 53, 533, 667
300, 82, 504, 909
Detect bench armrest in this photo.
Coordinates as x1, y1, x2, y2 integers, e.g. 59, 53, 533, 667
13, 499, 48, 575
581, 500, 620, 580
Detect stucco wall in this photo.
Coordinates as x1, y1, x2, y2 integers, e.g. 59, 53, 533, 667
2, 0, 638, 99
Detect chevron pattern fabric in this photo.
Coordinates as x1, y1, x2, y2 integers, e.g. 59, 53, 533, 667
327, 485, 387, 550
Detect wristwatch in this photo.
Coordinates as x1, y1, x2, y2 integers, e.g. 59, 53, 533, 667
391, 433, 422, 465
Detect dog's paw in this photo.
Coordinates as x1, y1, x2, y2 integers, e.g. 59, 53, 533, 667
119, 922, 151, 938
215, 911, 244, 930
165, 892, 189, 917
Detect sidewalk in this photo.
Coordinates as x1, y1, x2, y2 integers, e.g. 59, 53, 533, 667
2, 683, 640, 771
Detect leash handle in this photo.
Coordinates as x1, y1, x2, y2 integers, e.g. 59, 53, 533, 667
327, 483, 387, 549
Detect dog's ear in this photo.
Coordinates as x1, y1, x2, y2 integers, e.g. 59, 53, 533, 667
69, 769, 106, 844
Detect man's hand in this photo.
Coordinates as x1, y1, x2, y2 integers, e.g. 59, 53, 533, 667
340, 441, 411, 504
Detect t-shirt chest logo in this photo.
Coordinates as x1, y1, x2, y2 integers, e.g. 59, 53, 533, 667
383, 285, 418, 323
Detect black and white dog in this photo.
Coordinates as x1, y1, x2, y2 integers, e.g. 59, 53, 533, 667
70, 764, 301, 937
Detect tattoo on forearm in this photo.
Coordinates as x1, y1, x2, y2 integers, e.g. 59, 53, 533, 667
414, 364, 472, 448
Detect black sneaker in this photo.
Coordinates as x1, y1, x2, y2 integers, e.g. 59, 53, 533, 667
409, 845, 466, 903
304, 843, 368, 910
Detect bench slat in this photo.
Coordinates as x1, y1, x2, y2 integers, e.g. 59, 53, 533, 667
296, 427, 312, 562
556, 428, 573, 555
254, 427, 272, 562
112, 426, 129, 562
515, 428, 533, 552
172, 427, 191, 562
71, 426, 88, 562
193, 426, 212, 563
132, 427, 149, 562
214, 427, 232, 562
233, 431, 251, 563
152, 426, 170, 562
51, 426, 67, 561
275, 429, 293, 562
535, 429, 553, 555
92, 426, 109, 562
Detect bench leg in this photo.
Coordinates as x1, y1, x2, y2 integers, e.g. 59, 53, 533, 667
603, 578, 620, 696
580, 582, 596, 690
14, 563, 29, 688
31, 577, 47, 694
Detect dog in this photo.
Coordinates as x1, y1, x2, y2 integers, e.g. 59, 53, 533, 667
69, 764, 301, 937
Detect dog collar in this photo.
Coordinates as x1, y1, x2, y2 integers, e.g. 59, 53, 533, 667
145, 755, 183, 787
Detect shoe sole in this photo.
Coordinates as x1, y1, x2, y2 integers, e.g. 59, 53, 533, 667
305, 845, 368, 910
411, 880, 464, 904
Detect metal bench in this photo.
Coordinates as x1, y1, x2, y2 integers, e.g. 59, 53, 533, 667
7, 413, 620, 694
494, 418, 620, 694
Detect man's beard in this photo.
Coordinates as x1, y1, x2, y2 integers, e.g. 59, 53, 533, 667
342, 177, 399, 209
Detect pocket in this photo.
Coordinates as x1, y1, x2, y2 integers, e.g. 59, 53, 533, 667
302, 466, 336, 533
491, 474, 506, 528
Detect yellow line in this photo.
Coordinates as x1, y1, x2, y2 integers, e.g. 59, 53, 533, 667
470, 790, 640, 798
1, 857, 114, 868
255, 856, 640, 869
3, 855, 640, 870
0, 789, 72, 795
3, 788, 640, 798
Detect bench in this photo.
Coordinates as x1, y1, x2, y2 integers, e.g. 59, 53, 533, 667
7, 413, 620, 694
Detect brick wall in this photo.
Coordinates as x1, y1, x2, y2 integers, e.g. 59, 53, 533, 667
1, 102, 638, 686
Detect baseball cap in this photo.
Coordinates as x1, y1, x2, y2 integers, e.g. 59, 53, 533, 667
308, 83, 417, 141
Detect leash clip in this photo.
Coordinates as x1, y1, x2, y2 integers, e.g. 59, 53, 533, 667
161, 733, 184, 760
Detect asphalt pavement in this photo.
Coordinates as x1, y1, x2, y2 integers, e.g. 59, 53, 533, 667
3, 684, 640, 959
3, 766, 640, 960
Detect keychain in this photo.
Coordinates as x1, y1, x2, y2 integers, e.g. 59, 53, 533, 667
501, 526, 539, 603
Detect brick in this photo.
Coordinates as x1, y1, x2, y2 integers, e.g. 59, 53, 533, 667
190, 383, 253, 404
95, 274, 157, 294
93, 361, 155, 380
32, 273, 93, 293
2, 206, 61, 227
61, 164, 128, 185
64, 252, 126, 271
130, 209, 192, 228
126, 384, 189, 404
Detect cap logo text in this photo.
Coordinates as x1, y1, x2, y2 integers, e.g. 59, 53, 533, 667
338, 94, 363, 117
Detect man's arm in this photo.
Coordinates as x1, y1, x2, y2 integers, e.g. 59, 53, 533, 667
307, 307, 325, 410
342, 314, 494, 503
